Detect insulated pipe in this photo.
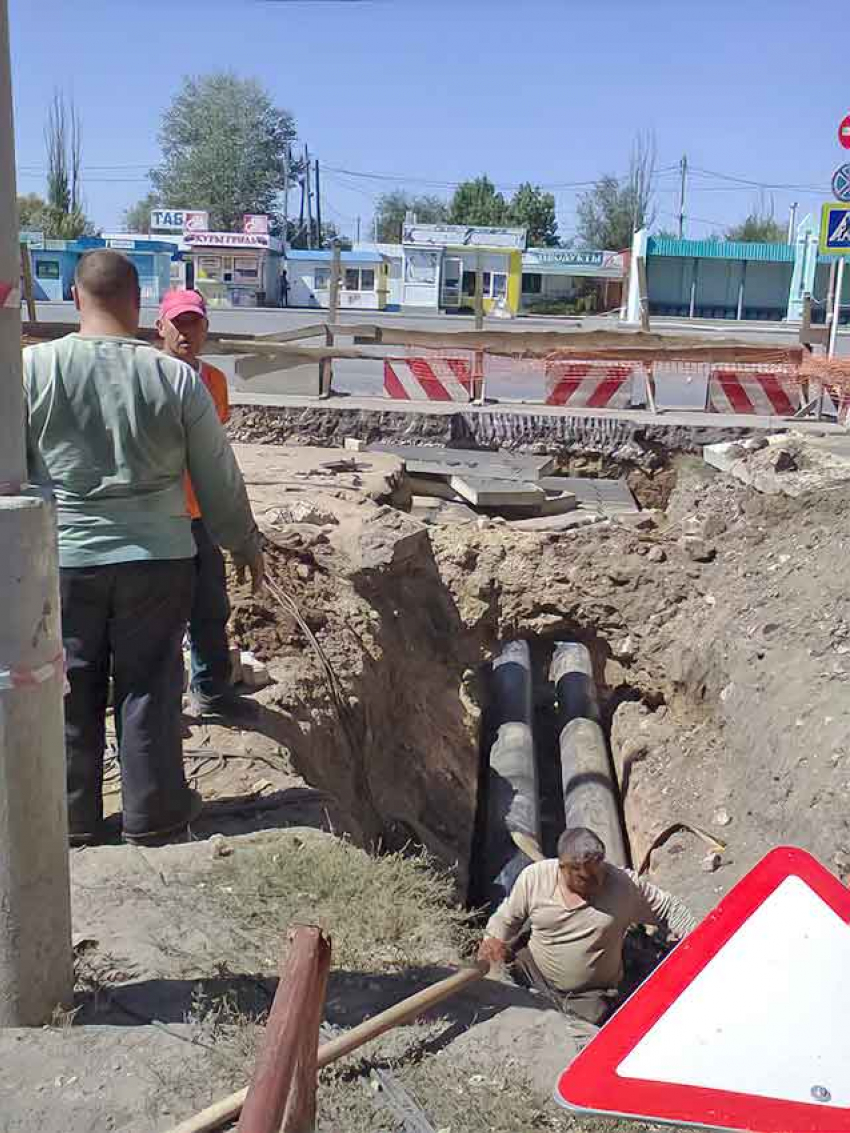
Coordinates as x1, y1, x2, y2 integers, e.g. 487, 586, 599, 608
550, 643, 627, 868
483, 640, 542, 905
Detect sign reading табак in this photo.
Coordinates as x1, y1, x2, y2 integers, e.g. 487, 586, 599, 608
150, 209, 209, 234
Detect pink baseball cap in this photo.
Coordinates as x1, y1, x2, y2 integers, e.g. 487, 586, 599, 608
159, 289, 207, 320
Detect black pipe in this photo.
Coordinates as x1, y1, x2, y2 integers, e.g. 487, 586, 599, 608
482, 641, 542, 907
551, 642, 627, 867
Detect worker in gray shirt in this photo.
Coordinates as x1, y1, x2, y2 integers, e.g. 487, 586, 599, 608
479, 827, 696, 1023
24, 249, 264, 847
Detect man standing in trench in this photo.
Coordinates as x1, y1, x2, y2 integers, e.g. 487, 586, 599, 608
24, 249, 264, 847
478, 826, 696, 1023
156, 289, 243, 718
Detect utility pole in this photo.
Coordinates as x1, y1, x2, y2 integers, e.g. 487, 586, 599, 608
828, 258, 845, 358
314, 158, 323, 248
282, 139, 290, 250
787, 201, 798, 245
678, 154, 688, 240
304, 145, 313, 250
355, 216, 361, 245
0, 0, 73, 1026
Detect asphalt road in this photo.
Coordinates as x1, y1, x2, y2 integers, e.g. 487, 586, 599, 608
25, 300, 849, 407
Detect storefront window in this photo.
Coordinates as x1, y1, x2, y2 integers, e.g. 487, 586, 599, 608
344, 268, 360, 291
360, 268, 375, 291
35, 259, 60, 279
492, 273, 507, 298
405, 250, 438, 285
314, 268, 330, 289
235, 259, 259, 280
522, 272, 543, 294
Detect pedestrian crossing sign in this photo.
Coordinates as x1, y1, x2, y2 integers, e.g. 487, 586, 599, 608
820, 202, 850, 255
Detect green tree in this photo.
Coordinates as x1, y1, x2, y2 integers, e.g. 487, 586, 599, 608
151, 72, 295, 232
122, 192, 161, 233
508, 182, 557, 246
373, 190, 448, 243
725, 213, 785, 243
17, 193, 48, 231
41, 90, 95, 239
448, 175, 508, 227
575, 133, 656, 250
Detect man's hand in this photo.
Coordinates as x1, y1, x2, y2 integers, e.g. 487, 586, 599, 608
234, 549, 265, 595
477, 936, 509, 968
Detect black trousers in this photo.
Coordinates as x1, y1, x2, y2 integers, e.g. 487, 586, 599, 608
60, 559, 194, 838
188, 519, 232, 703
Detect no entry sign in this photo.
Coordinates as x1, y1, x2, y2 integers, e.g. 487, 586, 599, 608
840, 115, 850, 150
555, 847, 850, 1132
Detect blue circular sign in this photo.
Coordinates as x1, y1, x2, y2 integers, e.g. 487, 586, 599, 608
833, 164, 850, 203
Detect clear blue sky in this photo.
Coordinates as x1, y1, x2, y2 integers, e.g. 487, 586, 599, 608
8, 0, 849, 241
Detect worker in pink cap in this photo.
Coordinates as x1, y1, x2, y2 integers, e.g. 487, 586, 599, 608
157, 289, 241, 718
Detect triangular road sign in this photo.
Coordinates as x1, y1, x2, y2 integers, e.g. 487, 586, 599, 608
555, 847, 850, 1132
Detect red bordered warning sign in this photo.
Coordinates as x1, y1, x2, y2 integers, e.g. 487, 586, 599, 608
555, 847, 850, 1132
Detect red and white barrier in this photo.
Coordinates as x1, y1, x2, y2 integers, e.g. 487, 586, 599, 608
545, 362, 634, 409
0, 281, 20, 309
383, 357, 474, 402
707, 370, 800, 417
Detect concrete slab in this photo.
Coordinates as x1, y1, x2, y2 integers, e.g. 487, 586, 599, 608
539, 476, 637, 513
450, 476, 545, 507
509, 510, 606, 532
367, 442, 555, 479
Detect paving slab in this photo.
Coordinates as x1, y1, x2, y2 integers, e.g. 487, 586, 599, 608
538, 476, 638, 513
450, 476, 545, 507
367, 442, 555, 480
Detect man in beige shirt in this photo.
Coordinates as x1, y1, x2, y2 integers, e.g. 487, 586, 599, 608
478, 827, 696, 1023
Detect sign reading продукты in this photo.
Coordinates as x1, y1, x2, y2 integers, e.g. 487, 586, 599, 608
820, 202, 850, 255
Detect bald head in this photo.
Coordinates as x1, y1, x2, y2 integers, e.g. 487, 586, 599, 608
74, 250, 141, 335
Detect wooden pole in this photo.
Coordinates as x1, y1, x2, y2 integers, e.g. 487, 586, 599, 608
828, 258, 845, 359
474, 251, 484, 331
320, 244, 341, 398
19, 241, 36, 322
237, 925, 331, 1133
165, 962, 489, 1133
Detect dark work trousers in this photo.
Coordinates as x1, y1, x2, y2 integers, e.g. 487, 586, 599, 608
510, 947, 618, 1025
60, 559, 194, 839
189, 519, 232, 704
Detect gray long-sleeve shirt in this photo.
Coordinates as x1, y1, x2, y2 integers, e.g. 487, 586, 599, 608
24, 333, 261, 568
485, 859, 696, 994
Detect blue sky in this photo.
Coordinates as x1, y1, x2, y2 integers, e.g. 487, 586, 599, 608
8, 0, 849, 241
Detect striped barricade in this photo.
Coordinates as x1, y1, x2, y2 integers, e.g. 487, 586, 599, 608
383, 357, 474, 402
544, 361, 635, 409
707, 369, 800, 417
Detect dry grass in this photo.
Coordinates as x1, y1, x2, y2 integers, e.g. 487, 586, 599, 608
206, 829, 476, 971
316, 1051, 687, 1133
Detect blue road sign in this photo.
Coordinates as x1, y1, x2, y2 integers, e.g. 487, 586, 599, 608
820, 203, 850, 255
832, 164, 850, 203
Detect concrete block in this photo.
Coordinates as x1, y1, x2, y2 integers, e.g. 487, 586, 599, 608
229, 644, 243, 686
240, 651, 271, 691
509, 510, 605, 533
450, 476, 545, 508
406, 474, 467, 503
344, 438, 366, 452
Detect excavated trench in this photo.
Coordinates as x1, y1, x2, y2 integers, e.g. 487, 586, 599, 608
223, 412, 745, 905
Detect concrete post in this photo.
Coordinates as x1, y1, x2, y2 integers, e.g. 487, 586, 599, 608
483, 641, 541, 904
550, 643, 627, 868
0, 0, 73, 1025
